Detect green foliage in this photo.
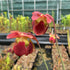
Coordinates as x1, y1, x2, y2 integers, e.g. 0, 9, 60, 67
5, 53, 10, 65
0, 13, 32, 33
49, 11, 55, 27
61, 14, 70, 27
52, 10, 55, 18
0, 53, 13, 70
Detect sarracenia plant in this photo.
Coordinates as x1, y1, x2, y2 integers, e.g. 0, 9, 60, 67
6, 11, 65, 70
0, 13, 31, 33
7, 31, 39, 56
61, 14, 70, 28
31, 11, 65, 70
0, 53, 13, 70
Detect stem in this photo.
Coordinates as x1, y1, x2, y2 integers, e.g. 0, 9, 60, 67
38, 44, 49, 70
10, 18, 12, 31
53, 21, 65, 70
17, 20, 18, 30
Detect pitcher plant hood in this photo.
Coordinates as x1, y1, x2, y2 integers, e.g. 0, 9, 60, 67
31, 11, 53, 35
7, 31, 39, 56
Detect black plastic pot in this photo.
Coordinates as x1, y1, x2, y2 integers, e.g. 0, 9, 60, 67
0, 33, 68, 45
0, 33, 15, 45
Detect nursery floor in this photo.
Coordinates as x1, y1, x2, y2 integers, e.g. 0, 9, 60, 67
0, 44, 53, 70
0, 44, 70, 70
52, 45, 70, 70
32, 46, 53, 70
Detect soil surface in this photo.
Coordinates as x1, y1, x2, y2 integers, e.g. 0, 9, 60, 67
52, 45, 70, 70
0, 44, 53, 70
0, 44, 70, 70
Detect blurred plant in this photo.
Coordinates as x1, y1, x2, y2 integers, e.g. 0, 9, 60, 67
0, 13, 9, 33
4, 12, 7, 18
49, 11, 55, 27
61, 15, 66, 29
0, 53, 13, 70
49, 33, 56, 43
61, 14, 70, 28
0, 13, 32, 33
5, 53, 11, 70
52, 11, 55, 18
9, 14, 32, 32
49, 33, 60, 44
67, 30, 70, 55
13, 65, 29, 70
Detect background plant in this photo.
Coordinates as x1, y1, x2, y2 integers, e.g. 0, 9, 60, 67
61, 14, 70, 27
0, 13, 32, 33
0, 53, 14, 70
